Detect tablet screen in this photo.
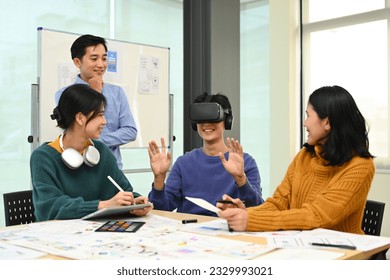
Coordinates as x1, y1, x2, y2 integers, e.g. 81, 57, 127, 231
81, 203, 153, 220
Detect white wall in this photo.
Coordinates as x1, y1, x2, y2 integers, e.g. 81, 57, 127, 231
269, 0, 300, 191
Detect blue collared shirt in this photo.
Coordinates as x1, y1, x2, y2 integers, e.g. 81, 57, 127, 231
55, 76, 137, 169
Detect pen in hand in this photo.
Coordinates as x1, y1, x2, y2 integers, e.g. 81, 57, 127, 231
108, 175, 135, 205
216, 200, 245, 206
107, 175, 124, 192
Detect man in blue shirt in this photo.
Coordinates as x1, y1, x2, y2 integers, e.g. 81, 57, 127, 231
55, 34, 137, 169
148, 93, 264, 216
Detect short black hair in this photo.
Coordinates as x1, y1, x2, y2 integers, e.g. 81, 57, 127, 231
193, 92, 232, 113
70, 34, 107, 60
54, 84, 107, 129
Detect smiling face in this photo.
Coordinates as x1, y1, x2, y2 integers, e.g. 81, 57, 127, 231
73, 44, 107, 81
303, 103, 331, 145
84, 106, 106, 139
197, 121, 225, 143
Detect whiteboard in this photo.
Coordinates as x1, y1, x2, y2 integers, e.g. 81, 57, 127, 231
36, 28, 170, 148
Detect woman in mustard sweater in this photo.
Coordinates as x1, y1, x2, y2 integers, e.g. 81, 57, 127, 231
218, 85, 375, 234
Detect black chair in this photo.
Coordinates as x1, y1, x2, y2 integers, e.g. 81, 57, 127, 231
361, 200, 387, 260
3, 190, 35, 226
362, 199, 385, 236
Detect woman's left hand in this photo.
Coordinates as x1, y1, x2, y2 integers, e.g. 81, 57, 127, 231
130, 196, 153, 216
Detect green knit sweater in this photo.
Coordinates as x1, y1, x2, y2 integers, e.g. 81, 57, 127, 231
247, 146, 375, 234
30, 140, 140, 221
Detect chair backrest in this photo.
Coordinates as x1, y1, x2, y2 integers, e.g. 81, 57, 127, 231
3, 190, 35, 226
362, 199, 385, 236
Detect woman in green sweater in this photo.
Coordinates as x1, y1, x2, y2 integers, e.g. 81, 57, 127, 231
30, 84, 152, 221
218, 85, 375, 234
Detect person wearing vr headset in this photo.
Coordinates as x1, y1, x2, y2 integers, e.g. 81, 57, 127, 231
55, 34, 137, 170
31, 84, 151, 221
217, 86, 375, 234
147, 92, 264, 216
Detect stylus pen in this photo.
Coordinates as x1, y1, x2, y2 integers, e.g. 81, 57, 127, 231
310, 242, 356, 250
107, 175, 124, 192
216, 200, 245, 205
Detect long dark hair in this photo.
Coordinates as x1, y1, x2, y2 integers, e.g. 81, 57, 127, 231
52, 84, 106, 129
304, 85, 374, 165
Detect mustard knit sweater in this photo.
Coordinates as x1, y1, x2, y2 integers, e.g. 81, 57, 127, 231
247, 146, 375, 234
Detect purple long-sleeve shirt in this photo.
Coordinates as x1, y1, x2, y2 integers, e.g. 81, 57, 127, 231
148, 148, 264, 216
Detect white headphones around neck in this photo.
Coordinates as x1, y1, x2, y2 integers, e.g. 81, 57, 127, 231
59, 134, 100, 169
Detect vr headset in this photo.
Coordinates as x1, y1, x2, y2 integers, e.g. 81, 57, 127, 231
189, 102, 233, 131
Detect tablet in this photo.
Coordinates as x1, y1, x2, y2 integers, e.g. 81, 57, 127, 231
81, 203, 153, 220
